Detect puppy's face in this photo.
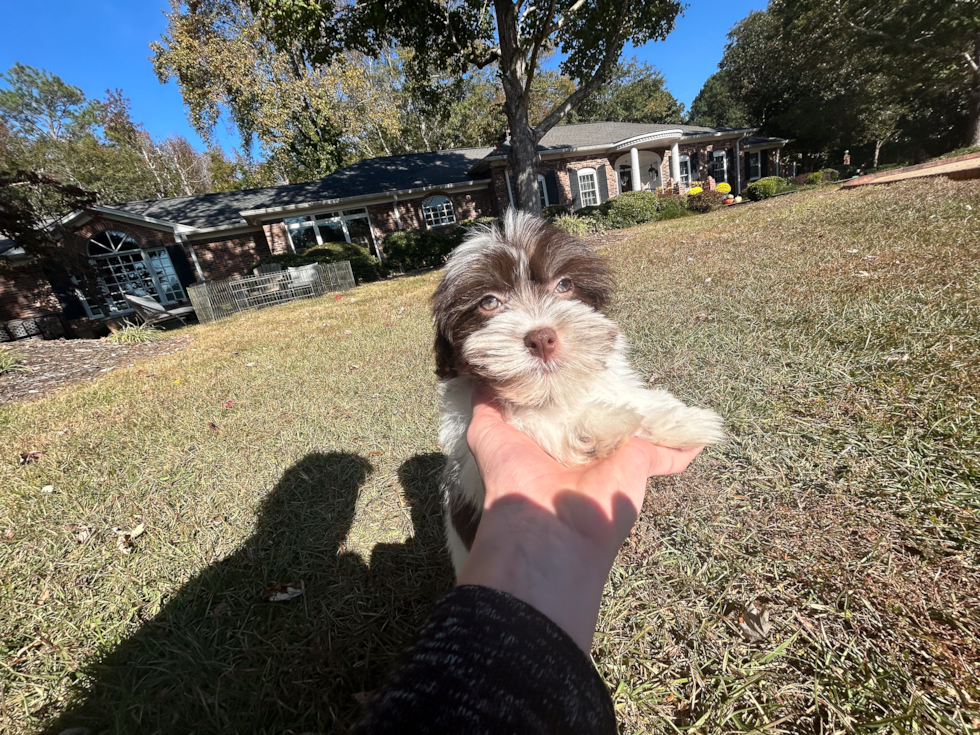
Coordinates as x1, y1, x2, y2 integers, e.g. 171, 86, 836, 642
431, 212, 618, 406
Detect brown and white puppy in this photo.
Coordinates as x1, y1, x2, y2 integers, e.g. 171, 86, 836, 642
432, 211, 724, 575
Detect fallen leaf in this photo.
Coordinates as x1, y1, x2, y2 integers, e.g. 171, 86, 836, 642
112, 523, 145, 554
208, 421, 220, 433
36, 589, 50, 605
20, 451, 44, 465
369, 451, 381, 457
67, 524, 92, 544
4, 529, 13, 539
245, 362, 256, 368
334, 294, 343, 301
210, 514, 226, 525
172, 379, 180, 385
343, 330, 352, 335
223, 400, 236, 409
854, 271, 871, 277
261, 581, 305, 602
738, 600, 772, 642
41, 485, 54, 493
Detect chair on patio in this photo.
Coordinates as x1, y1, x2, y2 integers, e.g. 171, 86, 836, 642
124, 294, 197, 327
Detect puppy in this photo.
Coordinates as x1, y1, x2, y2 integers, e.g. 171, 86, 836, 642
432, 210, 724, 575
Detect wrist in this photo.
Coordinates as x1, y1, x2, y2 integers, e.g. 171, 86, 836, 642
456, 495, 612, 651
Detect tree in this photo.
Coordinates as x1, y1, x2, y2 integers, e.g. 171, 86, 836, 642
687, 70, 751, 128
570, 59, 684, 125
0, 63, 98, 141
252, 0, 683, 214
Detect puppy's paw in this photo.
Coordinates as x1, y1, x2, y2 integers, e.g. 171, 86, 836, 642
637, 403, 725, 449
566, 403, 643, 464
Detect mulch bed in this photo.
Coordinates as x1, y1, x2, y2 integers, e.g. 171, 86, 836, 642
0, 336, 192, 406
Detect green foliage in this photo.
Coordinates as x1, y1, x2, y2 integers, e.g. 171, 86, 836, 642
819, 168, 839, 182
551, 214, 592, 236
687, 70, 751, 128
254, 242, 383, 284
105, 321, 162, 344
381, 227, 469, 272
599, 190, 663, 228
0, 346, 29, 374
747, 176, 787, 201
569, 58, 685, 125
805, 172, 824, 186
542, 204, 570, 220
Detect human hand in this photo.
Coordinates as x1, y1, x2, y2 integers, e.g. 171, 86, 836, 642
457, 384, 703, 651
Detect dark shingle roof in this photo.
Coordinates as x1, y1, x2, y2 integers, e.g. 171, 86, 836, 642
110, 147, 494, 230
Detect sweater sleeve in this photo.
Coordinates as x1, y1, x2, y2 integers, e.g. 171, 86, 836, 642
353, 585, 617, 735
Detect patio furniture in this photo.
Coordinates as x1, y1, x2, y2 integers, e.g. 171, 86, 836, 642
124, 294, 197, 327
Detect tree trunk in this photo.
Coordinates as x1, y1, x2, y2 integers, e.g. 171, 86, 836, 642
874, 139, 883, 169
969, 74, 980, 147
494, 0, 542, 215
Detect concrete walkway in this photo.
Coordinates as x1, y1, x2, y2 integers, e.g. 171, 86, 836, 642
841, 151, 980, 188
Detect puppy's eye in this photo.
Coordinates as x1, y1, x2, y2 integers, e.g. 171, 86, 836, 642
479, 296, 501, 311
555, 278, 573, 294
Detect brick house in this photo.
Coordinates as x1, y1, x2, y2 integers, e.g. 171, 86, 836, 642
0, 122, 785, 338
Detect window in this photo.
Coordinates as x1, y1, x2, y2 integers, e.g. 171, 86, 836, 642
79, 230, 186, 318
618, 165, 632, 193
284, 208, 377, 255
679, 155, 691, 186
577, 168, 599, 207
710, 150, 727, 183
748, 151, 761, 181
422, 195, 456, 227
537, 175, 549, 208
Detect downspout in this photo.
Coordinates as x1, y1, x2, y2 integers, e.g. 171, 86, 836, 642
175, 232, 206, 281
392, 194, 402, 230
734, 135, 743, 194
504, 169, 515, 209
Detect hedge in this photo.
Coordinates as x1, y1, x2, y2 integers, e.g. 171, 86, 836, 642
746, 176, 787, 201
381, 227, 467, 272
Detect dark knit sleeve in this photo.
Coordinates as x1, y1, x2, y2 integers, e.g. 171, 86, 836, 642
354, 585, 617, 735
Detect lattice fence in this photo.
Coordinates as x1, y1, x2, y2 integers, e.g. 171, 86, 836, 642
187, 261, 356, 324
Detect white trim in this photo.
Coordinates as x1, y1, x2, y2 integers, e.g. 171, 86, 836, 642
421, 195, 456, 228
187, 244, 205, 280
679, 155, 691, 186
748, 151, 762, 182
537, 174, 549, 208
711, 150, 728, 183
576, 168, 599, 207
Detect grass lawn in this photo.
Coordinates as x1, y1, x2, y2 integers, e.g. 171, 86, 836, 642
2, 179, 978, 734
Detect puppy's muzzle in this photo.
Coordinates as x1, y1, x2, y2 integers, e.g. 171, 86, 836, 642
524, 327, 558, 362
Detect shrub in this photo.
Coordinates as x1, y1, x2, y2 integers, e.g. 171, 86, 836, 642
686, 191, 719, 213
551, 214, 591, 236
0, 346, 29, 374
715, 182, 731, 194
687, 186, 703, 195
381, 227, 467, 272
805, 171, 823, 186
746, 176, 786, 201
819, 168, 839, 182
656, 195, 693, 221
254, 241, 383, 284
600, 190, 662, 228
542, 204, 570, 220
105, 320, 161, 344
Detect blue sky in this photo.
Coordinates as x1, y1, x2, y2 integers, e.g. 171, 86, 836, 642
0, 0, 766, 155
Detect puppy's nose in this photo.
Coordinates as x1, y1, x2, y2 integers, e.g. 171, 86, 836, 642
524, 327, 558, 361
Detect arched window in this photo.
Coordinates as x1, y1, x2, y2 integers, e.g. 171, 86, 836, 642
576, 168, 599, 208
537, 174, 549, 208
422, 195, 456, 227
79, 229, 186, 318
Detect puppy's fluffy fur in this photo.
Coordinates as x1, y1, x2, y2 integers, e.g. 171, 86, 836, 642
432, 211, 724, 574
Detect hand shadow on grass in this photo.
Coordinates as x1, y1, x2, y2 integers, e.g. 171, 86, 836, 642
45, 451, 453, 735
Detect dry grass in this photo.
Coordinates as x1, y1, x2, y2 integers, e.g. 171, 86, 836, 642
1, 179, 978, 734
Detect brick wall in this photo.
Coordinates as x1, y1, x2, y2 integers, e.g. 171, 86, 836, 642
0, 260, 61, 322
262, 222, 291, 255
189, 230, 272, 281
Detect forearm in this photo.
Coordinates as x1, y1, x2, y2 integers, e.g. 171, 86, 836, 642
456, 494, 612, 652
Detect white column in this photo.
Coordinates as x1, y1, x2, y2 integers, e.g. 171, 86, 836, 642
670, 141, 681, 184
630, 147, 641, 191
734, 137, 742, 193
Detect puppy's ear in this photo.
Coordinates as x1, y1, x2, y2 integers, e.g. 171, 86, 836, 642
433, 330, 458, 379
